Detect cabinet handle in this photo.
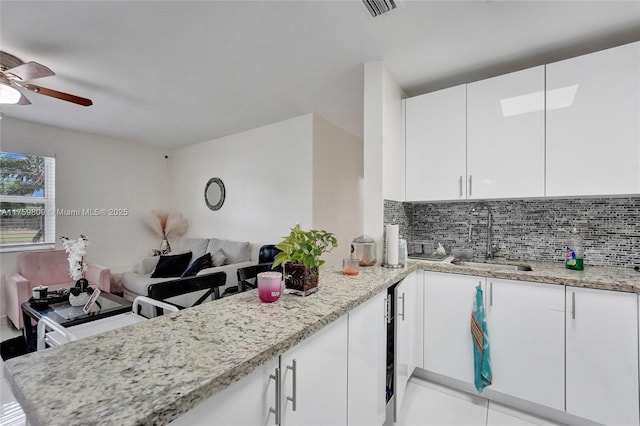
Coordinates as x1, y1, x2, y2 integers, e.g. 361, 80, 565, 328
287, 359, 297, 411
269, 367, 281, 424
459, 176, 463, 197
398, 292, 405, 321
489, 282, 493, 307
571, 292, 576, 319
469, 175, 473, 197
385, 297, 392, 324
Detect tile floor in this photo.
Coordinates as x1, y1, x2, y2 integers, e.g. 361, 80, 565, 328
1, 320, 26, 426
2, 319, 563, 426
397, 378, 564, 426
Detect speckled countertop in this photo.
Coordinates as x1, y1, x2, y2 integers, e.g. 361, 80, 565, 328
413, 259, 640, 294
4, 260, 638, 426
4, 265, 415, 426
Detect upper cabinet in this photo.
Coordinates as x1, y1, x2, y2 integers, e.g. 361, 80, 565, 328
546, 41, 640, 196
405, 42, 639, 201
405, 85, 467, 201
467, 66, 545, 199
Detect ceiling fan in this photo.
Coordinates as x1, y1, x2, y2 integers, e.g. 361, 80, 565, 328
0, 51, 92, 106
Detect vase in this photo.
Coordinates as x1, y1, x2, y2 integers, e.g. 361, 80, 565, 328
160, 238, 171, 254
284, 263, 319, 296
68, 291, 90, 307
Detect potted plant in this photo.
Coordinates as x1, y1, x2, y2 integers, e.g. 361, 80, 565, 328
272, 224, 338, 296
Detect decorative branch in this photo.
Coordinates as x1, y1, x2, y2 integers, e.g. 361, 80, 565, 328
144, 210, 168, 237
165, 212, 189, 238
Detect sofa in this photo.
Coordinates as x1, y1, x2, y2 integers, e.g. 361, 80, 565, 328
121, 237, 259, 306
5, 250, 111, 329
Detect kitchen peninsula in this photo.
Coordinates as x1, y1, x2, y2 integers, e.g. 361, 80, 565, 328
4, 261, 639, 425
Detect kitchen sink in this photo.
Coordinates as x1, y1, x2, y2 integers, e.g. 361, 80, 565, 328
452, 260, 532, 272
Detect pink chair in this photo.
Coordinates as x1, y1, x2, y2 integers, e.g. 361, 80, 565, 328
4, 250, 111, 329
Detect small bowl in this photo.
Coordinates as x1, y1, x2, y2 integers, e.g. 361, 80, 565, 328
452, 248, 474, 259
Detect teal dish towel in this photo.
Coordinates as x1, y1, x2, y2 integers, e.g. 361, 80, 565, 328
471, 284, 492, 392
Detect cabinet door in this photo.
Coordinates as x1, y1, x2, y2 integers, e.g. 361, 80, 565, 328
169, 356, 279, 426
467, 66, 545, 199
423, 272, 481, 385
547, 42, 640, 196
348, 291, 386, 426
405, 85, 467, 201
414, 269, 424, 371
395, 271, 418, 418
280, 314, 348, 426
485, 278, 564, 410
566, 287, 639, 425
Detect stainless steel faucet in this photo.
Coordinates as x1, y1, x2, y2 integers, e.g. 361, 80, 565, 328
470, 201, 493, 259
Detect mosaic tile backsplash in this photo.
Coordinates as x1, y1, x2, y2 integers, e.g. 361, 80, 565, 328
384, 197, 640, 268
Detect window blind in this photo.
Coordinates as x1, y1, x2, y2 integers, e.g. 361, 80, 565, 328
0, 151, 56, 249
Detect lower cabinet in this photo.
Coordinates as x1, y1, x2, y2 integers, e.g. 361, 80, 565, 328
280, 315, 348, 426
347, 291, 387, 426
565, 287, 640, 426
395, 271, 420, 419
171, 292, 389, 426
423, 272, 479, 385
485, 278, 565, 410
422, 271, 640, 426
169, 356, 280, 426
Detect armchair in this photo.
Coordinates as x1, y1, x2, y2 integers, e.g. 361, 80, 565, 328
4, 249, 111, 329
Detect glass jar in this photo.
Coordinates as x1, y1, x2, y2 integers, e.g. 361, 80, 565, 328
351, 235, 377, 267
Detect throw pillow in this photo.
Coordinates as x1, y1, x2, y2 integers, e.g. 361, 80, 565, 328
133, 256, 161, 274
220, 240, 251, 264
211, 252, 227, 267
177, 237, 210, 265
151, 252, 192, 278
181, 253, 213, 278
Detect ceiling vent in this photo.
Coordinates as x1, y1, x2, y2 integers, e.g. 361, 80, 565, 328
362, 0, 398, 17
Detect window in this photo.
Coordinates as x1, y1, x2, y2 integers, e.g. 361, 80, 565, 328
0, 151, 55, 250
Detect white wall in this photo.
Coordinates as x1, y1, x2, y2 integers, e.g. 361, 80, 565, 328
382, 67, 407, 202
363, 62, 385, 262
169, 115, 314, 249
0, 112, 362, 321
312, 115, 363, 267
0, 117, 171, 317
363, 62, 406, 263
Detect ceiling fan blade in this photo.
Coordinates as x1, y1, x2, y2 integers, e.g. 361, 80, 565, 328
17, 93, 31, 105
5, 61, 54, 81
22, 83, 92, 106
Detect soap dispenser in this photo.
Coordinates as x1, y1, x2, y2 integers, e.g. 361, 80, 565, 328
565, 228, 584, 271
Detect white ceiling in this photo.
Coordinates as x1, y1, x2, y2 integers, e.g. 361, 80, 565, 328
1, 1, 639, 148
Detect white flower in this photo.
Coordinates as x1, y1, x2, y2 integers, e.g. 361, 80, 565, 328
60, 235, 89, 281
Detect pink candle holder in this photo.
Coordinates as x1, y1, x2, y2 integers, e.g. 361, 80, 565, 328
257, 271, 282, 303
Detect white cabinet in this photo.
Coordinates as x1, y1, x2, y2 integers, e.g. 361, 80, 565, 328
546, 42, 640, 196
280, 314, 348, 426
395, 271, 421, 418
414, 270, 424, 371
566, 287, 639, 426
484, 278, 564, 410
423, 272, 480, 385
467, 66, 545, 199
347, 291, 386, 426
171, 315, 348, 426
169, 356, 279, 426
405, 85, 467, 201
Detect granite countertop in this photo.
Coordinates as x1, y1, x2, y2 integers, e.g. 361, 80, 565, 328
4, 265, 416, 426
5, 260, 638, 426
411, 258, 640, 294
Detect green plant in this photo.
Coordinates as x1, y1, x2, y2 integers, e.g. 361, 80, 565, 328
273, 224, 338, 269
